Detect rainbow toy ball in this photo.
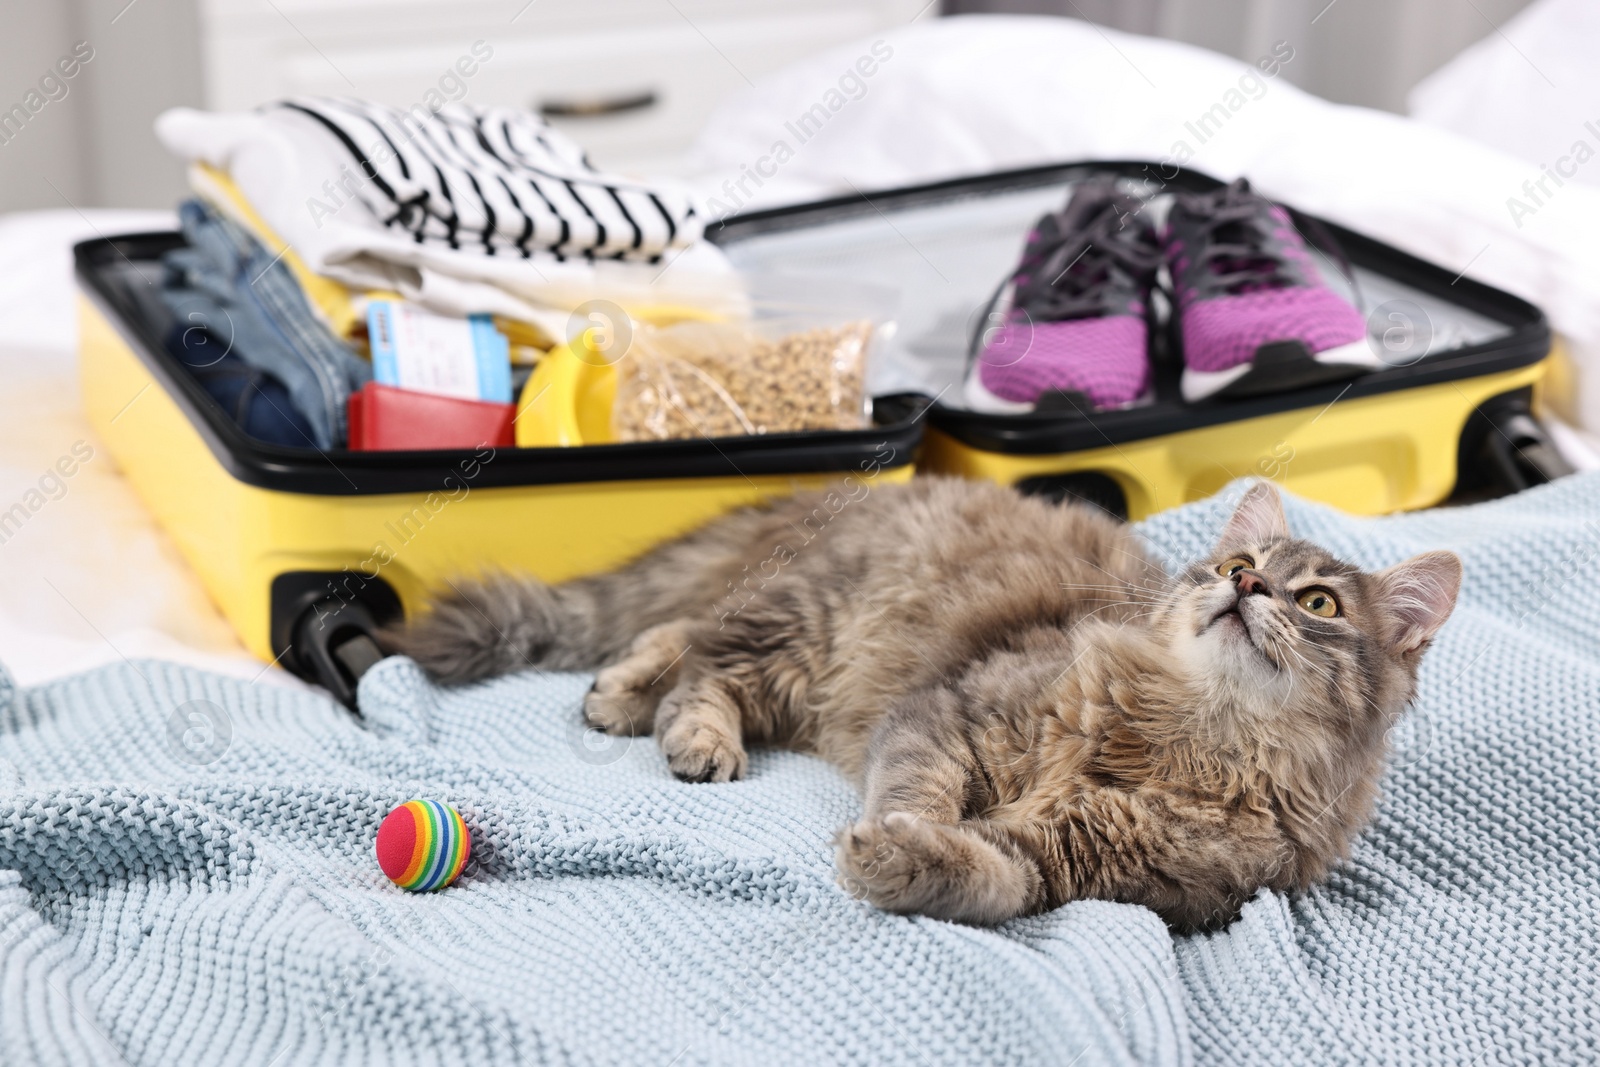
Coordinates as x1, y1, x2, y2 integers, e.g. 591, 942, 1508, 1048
376, 800, 471, 892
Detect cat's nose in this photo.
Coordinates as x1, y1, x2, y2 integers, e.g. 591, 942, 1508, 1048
1234, 570, 1268, 597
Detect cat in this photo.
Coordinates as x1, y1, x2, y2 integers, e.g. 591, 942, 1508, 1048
387, 477, 1460, 931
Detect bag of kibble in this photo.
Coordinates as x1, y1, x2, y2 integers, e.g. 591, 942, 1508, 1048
612, 317, 875, 442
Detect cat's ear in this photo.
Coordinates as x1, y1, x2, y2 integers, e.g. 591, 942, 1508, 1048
1376, 551, 1462, 655
1216, 482, 1288, 551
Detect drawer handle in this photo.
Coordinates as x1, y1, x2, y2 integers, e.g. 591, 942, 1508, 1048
538, 90, 658, 118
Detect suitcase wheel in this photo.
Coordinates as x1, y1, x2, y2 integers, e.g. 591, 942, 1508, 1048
270, 572, 403, 711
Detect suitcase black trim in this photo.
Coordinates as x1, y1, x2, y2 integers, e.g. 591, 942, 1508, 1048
75, 232, 926, 495
709, 162, 1550, 456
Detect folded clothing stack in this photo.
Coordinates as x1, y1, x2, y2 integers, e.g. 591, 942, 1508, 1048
157, 98, 730, 334
152, 98, 733, 451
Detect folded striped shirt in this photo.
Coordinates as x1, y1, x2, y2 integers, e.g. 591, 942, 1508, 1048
278, 97, 700, 264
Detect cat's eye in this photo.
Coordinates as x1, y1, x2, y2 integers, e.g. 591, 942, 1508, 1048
1216, 556, 1253, 577
1297, 589, 1340, 617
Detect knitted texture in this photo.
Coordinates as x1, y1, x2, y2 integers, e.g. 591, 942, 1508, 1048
4, 476, 1598, 1065
0, 656, 1184, 1064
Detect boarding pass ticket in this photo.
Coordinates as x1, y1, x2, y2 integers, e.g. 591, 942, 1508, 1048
368, 300, 512, 404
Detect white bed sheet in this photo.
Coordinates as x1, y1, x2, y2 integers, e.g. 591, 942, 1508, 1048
0, 210, 304, 688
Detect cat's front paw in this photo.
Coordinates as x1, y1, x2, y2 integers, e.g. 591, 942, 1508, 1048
583, 681, 654, 737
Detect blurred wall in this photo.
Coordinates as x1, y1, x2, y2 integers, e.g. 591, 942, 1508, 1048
0, 0, 202, 214
0, 2, 90, 209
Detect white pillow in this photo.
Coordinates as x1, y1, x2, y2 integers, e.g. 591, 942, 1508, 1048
1409, 0, 1600, 192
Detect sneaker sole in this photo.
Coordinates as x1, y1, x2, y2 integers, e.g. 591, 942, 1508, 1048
964, 371, 1039, 414
1181, 339, 1383, 403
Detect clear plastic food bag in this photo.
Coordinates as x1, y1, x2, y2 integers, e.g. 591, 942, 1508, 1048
612, 316, 875, 441
608, 276, 896, 442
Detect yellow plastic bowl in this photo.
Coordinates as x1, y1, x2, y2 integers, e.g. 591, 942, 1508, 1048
514, 305, 720, 447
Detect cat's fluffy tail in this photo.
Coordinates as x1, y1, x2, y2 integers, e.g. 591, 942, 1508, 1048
384, 495, 779, 684
381, 572, 645, 685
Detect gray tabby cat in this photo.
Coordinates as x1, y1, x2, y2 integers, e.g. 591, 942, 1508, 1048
389, 478, 1459, 930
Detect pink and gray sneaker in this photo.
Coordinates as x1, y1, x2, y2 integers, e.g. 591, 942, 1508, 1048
1166, 179, 1378, 402
968, 180, 1163, 413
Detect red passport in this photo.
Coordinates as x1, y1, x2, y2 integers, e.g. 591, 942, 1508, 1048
346, 383, 516, 451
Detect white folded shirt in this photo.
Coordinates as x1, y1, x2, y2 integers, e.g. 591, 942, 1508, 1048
157, 100, 738, 334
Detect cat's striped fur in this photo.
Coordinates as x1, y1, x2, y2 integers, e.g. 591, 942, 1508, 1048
388, 478, 1459, 930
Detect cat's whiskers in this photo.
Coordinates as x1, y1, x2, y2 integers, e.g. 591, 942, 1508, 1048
1278, 631, 1335, 695
1114, 607, 1165, 626
1056, 586, 1164, 601
1078, 559, 1174, 599
1275, 633, 1299, 707
1265, 622, 1297, 666
1280, 627, 1331, 681
1073, 599, 1155, 627
1068, 567, 1179, 611
1094, 559, 1171, 591
1258, 631, 1284, 670
1105, 541, 1174, 585
1057, 582, 1168, 606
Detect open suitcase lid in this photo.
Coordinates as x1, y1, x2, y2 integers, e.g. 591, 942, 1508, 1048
74, 232, 929, 495
708, 161, 1550, 456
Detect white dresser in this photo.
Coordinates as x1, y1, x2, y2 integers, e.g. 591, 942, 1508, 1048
198, 0, 933, 174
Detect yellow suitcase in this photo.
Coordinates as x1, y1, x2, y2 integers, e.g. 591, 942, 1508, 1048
77, 233, 922, 704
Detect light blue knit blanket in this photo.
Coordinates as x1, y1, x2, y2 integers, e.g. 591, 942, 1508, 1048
3, 476, 1597, 1065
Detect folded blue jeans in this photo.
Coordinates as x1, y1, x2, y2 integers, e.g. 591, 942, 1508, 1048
160, 199, 370, 449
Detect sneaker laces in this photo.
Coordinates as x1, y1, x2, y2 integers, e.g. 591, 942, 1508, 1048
1181, 179, 1300, 294
1182, 178, 1365, 310
1014, 202, 1162, 321
968, 186, 1159, 363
